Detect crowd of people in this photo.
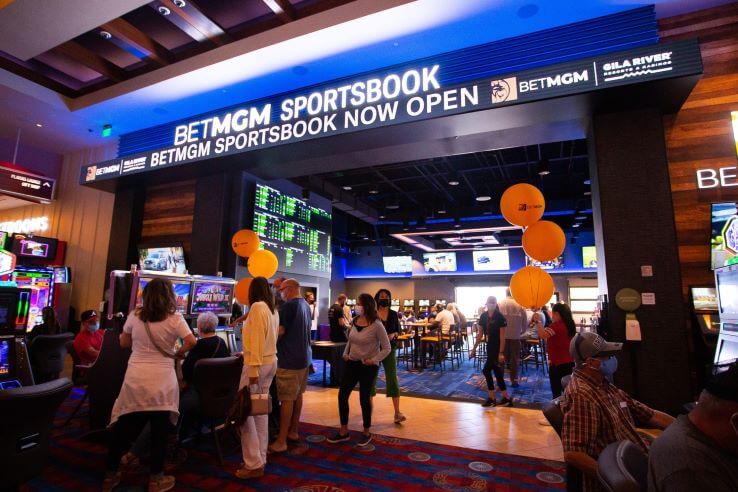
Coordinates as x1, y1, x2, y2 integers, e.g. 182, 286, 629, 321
34, 275, 732, 491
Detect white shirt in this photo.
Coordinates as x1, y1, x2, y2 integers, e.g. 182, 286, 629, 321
498, 297, 528, 340
435, 310, 455, 334
111, 312, 192, 426
241, 301, 279, 380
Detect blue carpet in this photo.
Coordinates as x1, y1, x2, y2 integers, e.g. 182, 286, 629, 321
309, 358, 553, 409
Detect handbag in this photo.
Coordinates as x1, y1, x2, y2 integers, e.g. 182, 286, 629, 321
249, 383, 272, 416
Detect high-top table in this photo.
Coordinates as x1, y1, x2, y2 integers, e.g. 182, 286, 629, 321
310, 341, 347, 386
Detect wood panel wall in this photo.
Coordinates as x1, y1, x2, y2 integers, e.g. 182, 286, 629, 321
661, 3, 738, 297
140, 180, 196, 257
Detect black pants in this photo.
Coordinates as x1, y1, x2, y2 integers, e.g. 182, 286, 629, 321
107, 411, 171, 474
338, 360, 379, 429
482, 343, 506, 391
549, 362, 575, 398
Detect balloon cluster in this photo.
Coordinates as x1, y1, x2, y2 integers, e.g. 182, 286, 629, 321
499, 184, 564, 309
231, 229, 279, 305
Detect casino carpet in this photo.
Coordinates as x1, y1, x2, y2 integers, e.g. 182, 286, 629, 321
309, 358, 554, 409
26, 388, 566, 491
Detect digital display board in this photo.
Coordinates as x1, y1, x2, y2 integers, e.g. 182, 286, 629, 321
253, 183, 331, 278
526, 256, 565, 270
711, 203, 738, 270
190, 282, 234, 315
472, 250, 510, 271
11, 234, 57, 260
136, 277, 190, 314
383, 256, 412, 273
139, 246, 187, 274
582, 246, 598, 268
422, 252, 457, 272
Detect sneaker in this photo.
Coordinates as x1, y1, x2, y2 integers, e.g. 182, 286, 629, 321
102, 471, 121, 492
327, 432, 351, 443
394, 412, 407, 424
148, 474, 175, 492
357, 433, 372, 447
235, 466, 265, 479
481, 398, 496, 407
496, 398, 513, 407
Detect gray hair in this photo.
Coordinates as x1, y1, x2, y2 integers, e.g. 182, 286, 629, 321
197, 312, 219, 334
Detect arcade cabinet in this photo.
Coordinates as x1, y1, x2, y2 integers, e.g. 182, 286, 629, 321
0, 287, 35, 388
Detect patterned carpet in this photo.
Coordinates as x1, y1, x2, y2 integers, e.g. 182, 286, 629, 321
25, 388, 567, 491
309, 358, 554, 409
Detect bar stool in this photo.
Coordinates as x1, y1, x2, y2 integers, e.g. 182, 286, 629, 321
396, 333, 414, 371
420, 329, 445, 372
474, 335, 488, 371
522, 338, 548, 375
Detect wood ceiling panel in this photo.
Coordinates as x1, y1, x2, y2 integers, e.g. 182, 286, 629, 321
122, 7, 196, 52
34, 51, 104, 83
196, 0, 274, 29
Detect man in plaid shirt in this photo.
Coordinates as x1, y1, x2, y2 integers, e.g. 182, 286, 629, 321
561, 332, 675, 491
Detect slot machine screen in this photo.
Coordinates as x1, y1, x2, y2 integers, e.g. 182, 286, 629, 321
190, 282, 234, 315
0, 268, 53, 330
136, 277, 190, 314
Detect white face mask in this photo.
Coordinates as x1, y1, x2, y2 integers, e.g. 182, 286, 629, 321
88, 322, 100, 332
355, 306, 364, 316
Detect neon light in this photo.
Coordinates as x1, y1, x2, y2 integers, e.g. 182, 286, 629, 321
732, 111, 738, 156
0, 216, 49, 235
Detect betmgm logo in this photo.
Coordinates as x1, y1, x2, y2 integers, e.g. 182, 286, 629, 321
490, 77, 518, 103
518, 203, 543, 212
85, 166, 97, 182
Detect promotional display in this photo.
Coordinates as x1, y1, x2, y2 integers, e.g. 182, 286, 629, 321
711, 202, 738, 269
135, 276, 190, 314
11, 234, 58, 260
252, 183, 330, 278
190, 282, 234, 315
526, 256, 565, 270
582, 246, 598, 268
383, 256, 413, 274
500, 183, 545, 227
138, 246, 187, 274
472, 250, 510, 271
422, 252, 457, 272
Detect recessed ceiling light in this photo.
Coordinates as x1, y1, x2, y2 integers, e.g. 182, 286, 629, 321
584, 191, 592, 196
437, 209, 446, 214
369, 189, 379, 195
35, 123, 43, 128
583, 179, 591, 185
342, 185, 352, 191
537, 159, 550, 176
576, 215, 587, 220
99, 31, 112, 40
476, 195, 492, 202
379, 214, 386, 219
573, 223, 580, 228
448, 180, 460, 186
158, 5, 171, 15
173, 0, 186, 7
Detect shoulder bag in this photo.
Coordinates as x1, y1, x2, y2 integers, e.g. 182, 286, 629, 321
143, 320, 185, 387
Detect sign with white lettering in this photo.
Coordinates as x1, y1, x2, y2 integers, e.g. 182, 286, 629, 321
0, 216, 49, 235
80, 40, 702, 184
696, 166, 738, 189
0, 166, 55, 203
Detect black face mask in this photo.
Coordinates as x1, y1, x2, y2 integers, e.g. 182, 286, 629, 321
378, 299, 390, 308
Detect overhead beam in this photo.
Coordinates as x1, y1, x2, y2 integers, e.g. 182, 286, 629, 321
101, 18, 174, 66
262, 0, 298, 23
158, 0, 231, 46
52, 41, 126, 81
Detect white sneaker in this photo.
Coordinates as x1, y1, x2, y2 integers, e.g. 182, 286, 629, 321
394, 412, 407, 424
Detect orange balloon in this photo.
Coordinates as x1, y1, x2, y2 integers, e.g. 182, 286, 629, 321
509, 266, 554, 309
500, 184, 545, 227
231, 229, 261, 258
234, 277, 252, 305
522, 220, 566, 262
247, 249, 279, 278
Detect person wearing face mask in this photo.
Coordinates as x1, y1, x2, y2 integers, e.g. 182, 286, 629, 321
648, 363, 738, 491
73, 310, 104, 365
470, 296, 512, 407
532, 302, 576, 398
370, 289, 406, 424
561, 332, 675, 492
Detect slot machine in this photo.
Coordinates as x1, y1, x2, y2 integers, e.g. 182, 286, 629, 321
0, 287, 35, 388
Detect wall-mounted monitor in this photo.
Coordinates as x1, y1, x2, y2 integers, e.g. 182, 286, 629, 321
422, 252, 457, 272
690, 286, 718, 312
526, 256, 565, 270
252, 183, 332, 278
382, 256, 412, 274
11, 234, 57, 260
582, 246, 598, 269
418, 299, 430, 307
190, 281, 234, 315
138, 246, 187, 274
472, 250, 510, 271
711, 203, 738, 270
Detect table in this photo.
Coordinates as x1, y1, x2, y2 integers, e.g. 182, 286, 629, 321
311, 341, 346, 386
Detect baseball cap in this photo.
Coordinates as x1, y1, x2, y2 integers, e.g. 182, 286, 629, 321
704, 363, 738, 403
81, 310, 98, 322
570, 331, 622, 363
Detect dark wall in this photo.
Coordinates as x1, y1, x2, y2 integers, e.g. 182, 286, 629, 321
591, 107, 691, 413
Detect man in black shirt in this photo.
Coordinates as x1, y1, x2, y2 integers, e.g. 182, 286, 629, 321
328, 294, 349, 342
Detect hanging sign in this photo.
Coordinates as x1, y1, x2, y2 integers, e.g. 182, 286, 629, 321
0, 164, 55, 203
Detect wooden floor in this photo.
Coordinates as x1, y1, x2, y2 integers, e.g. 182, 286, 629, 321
300, 386, 565, 462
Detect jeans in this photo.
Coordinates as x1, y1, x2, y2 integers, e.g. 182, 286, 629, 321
107, 411, 171, 474
482, 344, 506, 392
549, 362, 575, 398
240, 362, 277, 470
338, 360, 379, 429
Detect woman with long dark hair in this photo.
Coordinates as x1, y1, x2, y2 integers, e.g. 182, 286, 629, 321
104, 278, 196, 492
328, 293, 391, 447
470, 296, 512, 407
236, 277, 279, 480
28, 306, 62, 345
534, 302, 576, 398
371, 288, 406, 424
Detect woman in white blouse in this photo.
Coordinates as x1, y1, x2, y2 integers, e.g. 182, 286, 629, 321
236, 276, 279, 480
104, 278, 196, 492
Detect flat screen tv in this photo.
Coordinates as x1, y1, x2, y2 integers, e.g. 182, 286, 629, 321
526, 256, 565, 270
136, 277, 190, 314
382, 256, 412, 274
190, 281, 234, 315
11, 234, 57, 260
138, 246, 187, 274
690, 287, 718, 312
582, 246, 598, 268
422, 252, 457, 272
711, 203, 738, 269
472, 250, 510, 271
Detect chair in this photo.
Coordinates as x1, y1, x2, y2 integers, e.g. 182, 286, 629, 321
396, 333, 414, 371
29, 333, 74, 383
0, 378, 73, 488
542, 398, 583, 492
87, 329, 131, 431
64, 341, 91, 425
522, 338, 548, 375
420, 328, 446, 372
192, 356, 243, 465
597, 440, 648, 492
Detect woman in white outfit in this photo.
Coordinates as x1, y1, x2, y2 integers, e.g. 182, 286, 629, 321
236, 276, 279, 480
103, 278, 196, 492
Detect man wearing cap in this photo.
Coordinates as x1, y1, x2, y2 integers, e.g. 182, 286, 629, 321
73, 310, 104, 365
648, 363, 738, 491
561, 332, 674, 491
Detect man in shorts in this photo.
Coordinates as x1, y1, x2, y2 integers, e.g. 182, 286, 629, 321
268, 278, 312, 453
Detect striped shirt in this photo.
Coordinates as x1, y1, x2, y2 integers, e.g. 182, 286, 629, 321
561, 367, 655, 492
